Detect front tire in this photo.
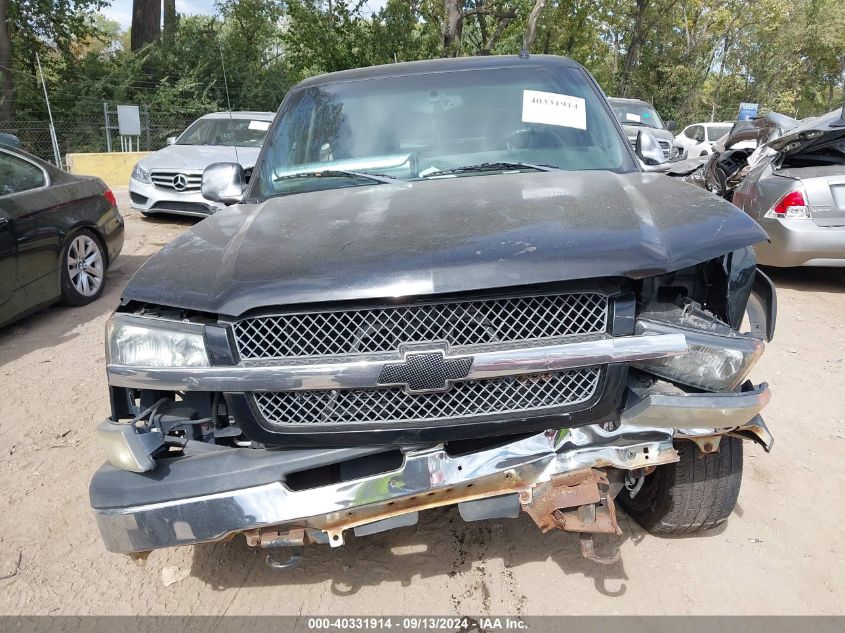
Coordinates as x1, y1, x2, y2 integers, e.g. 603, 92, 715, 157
61, 229, 107, 306
618, 437, 743, 535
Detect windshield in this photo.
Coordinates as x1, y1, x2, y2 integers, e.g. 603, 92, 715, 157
707, 125, 732, 141
609, 101, 664, 129
253, 66, 635, 199
177, 117, 270, 148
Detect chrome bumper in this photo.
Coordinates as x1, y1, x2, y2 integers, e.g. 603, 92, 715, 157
129, 179, 225, 217
91, 383, 771, 554
622, 383, 770, 430
93, 423, 679, 554
106, 333, 689, 392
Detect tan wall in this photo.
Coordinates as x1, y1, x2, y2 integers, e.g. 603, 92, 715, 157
65, 151, 153, 189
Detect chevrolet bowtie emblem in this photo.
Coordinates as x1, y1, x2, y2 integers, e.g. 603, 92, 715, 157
378, 350, 473, 394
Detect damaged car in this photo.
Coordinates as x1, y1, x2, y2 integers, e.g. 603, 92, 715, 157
669, 108, 845, 267
89, 55, 776, 567
732, 108, 845, 267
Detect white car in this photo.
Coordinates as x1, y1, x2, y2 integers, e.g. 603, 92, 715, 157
674, 122, 734, 157
129, 111, 274, 218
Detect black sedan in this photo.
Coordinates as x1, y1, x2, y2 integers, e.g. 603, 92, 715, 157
0, 143, 124, 327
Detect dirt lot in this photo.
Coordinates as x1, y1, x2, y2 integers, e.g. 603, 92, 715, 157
1, 187, 844, 616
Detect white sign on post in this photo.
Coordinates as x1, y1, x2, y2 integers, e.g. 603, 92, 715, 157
116, 105, 141, 136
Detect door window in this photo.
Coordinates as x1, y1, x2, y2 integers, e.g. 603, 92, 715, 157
0, 151, 47, 196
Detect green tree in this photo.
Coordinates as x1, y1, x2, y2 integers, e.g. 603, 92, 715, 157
0, 0, 106, 121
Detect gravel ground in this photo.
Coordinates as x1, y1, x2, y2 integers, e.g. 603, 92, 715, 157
1, 188, 843, 615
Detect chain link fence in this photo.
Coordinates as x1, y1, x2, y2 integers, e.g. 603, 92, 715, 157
0, 113, 202, 165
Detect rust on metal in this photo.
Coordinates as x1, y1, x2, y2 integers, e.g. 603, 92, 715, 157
521, 468, 615, 533
127, 550, 151, 567
579, 533, 621, 565
244, 527, 306, 549
317, 468, 532, 545
685, 435, 722, 455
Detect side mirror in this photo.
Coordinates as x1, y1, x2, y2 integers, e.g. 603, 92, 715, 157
166, 136, 177, 146
202, 162, 246, 205
665, 120, 677, 132
635, 129, 668, 168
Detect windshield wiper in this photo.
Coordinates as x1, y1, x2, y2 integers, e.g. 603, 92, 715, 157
422, 162, 559, 178
273, 169, 399, 183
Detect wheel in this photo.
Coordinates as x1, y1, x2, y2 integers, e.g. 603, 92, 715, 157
61, 229, 107, 305
618, 437, 743, 535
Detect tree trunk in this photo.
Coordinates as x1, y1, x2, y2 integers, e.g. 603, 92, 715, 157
0, 0, 13, 123
619, 0, 650, 96
163, 0, 178, 40
442, 0, 463, 57
524, 0, 547, 52
131, 0, 162, 52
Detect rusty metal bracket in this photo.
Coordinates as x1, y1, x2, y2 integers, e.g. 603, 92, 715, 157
684, 435, 722, 455
244, 528, 307, 571
579, 533, 621, 565
521, 468, 602, 532
522, 468, 621, 535
522, 468, 623, 564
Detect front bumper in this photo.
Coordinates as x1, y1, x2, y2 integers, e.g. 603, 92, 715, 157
755, 217, 845, 267
90, 383, 772, 554
129, 179, 226, 218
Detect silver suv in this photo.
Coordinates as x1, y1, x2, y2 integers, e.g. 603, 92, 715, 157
608, 97, 679, 160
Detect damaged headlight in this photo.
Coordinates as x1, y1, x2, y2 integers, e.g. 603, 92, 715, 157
634, 319, 764, 392
106, 314, 209, 367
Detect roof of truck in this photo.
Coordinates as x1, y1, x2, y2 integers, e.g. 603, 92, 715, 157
294, 55, 581, 90
200, 111, 275, 120
607, 97, 652, 106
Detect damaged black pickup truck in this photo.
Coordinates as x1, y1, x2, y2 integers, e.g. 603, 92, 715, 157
90, 55, 776, 566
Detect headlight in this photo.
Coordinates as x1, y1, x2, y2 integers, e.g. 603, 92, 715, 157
131, 164, 152, 184
634, 319, 764, 392
106, 315, 209, 367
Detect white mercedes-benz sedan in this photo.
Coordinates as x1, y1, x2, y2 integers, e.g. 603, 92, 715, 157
129, 111, 274, 218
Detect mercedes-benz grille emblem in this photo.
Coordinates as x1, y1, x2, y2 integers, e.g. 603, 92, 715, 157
378, 351, 473, 394
172, 173, 188, 191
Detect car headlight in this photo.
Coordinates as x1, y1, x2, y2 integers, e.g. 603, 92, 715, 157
131, 164, 152, 184
106, 315, 209, 367
634, 319, 764, 392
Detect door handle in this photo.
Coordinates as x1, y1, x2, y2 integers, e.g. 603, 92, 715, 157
0, 217, 10, 230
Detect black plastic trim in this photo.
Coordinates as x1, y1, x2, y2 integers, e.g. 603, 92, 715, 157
205, 324, 237, 366
611, 293, 636, 335
89, 444, 392, 509
751, 268, 777, 342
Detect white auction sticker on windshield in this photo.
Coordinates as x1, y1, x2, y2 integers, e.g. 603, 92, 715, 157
248, 120, 271, 131
522, 90, 586, 129
625, 113, 641, 122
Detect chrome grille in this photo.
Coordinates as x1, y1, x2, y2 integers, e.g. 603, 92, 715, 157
252, 366, 601, 426
150, 170, 203, 192
233, 293, 608, 360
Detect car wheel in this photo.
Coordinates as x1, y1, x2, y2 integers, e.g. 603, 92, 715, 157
617, 437, 742, 535
61, 229, 107, 306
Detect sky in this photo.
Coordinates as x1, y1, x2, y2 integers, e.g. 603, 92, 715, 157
102, 0, 389, 30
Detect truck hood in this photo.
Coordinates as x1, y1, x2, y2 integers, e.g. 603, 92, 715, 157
138, 144, 262, 171
121, 170, 768, 316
